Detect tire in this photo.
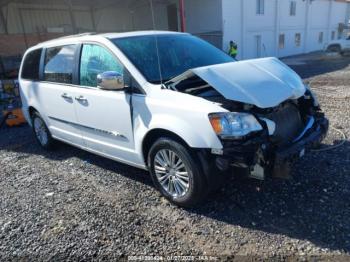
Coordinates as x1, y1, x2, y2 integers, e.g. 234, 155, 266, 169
327, 45, 341, 54
31, 112, 55, 150
148, 137, 208, 207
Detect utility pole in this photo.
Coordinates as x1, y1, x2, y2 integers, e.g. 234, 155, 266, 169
179, 0, 186, 32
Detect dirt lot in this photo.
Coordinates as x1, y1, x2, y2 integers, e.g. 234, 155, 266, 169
0, 53, 349, 260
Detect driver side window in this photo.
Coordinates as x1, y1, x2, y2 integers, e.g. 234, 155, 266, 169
80, 44, 123, 87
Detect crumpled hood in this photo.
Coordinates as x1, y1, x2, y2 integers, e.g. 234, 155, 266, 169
168, 57, 306, 108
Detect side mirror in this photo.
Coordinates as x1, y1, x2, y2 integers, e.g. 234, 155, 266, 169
97, 71, 124, 91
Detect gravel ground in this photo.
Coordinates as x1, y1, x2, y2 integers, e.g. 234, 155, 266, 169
0, 53, 349, 260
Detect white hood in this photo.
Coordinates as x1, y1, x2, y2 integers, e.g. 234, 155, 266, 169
169, 57, 306, 109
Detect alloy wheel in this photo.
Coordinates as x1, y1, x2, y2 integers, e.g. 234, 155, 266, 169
153, 149, 190, 198
33, 117, 48, 146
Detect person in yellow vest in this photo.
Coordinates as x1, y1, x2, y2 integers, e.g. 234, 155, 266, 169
228, 41, 238, 59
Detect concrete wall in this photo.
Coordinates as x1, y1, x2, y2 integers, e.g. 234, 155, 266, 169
329, 0, 348, 38
222, 0, 242, 53
183, 0, 223, 48
222, 0, 278, 60
222, 0, 350, 60
184, 0, 222, 34
277, 0, 308, 57
95, 1, 170, 32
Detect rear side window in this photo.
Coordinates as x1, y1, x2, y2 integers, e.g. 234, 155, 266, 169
21, 49, 42, 81
44, 45, 76, 84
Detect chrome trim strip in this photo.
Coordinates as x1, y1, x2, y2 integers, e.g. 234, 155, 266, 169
49, 116, 128, 141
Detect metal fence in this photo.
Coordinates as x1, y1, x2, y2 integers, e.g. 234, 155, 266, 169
194, 31, 223, 50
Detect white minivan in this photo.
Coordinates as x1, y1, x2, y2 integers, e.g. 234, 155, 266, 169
19, 31, 328, 207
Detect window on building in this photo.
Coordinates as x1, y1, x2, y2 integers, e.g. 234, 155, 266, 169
80, 44, 124, 88
318, 32, 324, 44
21, 48, 42, 81
295, 33, 301, 47
290, 1, 297, 16
256, 0, 265, 15
331, 31, 336, 40
44, 45, 76, 84
279, 34, 285, 49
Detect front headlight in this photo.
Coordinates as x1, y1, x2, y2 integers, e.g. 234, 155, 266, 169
209, 112, 263, 139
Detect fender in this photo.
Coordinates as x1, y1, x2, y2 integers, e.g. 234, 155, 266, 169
133, 113, 223, 164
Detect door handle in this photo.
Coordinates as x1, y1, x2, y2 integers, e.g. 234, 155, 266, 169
61, 93, 72, 99
75, 96, 88, 102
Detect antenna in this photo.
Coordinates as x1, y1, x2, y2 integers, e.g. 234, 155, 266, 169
150, 0, 164, 85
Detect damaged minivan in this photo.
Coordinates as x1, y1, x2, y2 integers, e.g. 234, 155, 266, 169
19, 31, 328, 207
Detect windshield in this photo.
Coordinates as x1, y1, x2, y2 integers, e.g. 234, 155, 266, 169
112, 34, 234, 84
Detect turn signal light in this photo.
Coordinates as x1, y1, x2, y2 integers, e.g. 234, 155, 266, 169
209, 116, 223, 134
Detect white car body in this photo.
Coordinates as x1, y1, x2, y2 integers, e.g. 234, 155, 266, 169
19, 32, 227, 169
19, 31, 328, 206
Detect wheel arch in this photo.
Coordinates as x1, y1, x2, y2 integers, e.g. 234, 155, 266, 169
28, 106, 38, 118
142, 128, 190, 167
327, 44, 341, 52
136, 113, 223, 167
27, 106, 40, 126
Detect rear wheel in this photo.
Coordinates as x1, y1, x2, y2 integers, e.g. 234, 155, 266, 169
327, 45, 341, 54
31, 112, 55, 149
148, 137, 208, 207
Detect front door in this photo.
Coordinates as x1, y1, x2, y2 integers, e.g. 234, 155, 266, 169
74, 44, 137, 164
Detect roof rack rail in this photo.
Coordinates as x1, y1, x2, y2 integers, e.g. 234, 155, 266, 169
36, 32, 98, 46
56, 32, 97, 39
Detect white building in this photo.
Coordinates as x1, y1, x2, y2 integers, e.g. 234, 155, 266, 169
184, 0, 350, 59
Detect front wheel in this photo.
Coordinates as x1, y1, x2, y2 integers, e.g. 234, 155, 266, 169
148, 138, 208, 207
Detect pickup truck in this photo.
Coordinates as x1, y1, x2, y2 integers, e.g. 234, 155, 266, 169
325, 35, 350, 55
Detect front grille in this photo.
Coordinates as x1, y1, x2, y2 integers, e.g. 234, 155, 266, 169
265, 103, 304, 146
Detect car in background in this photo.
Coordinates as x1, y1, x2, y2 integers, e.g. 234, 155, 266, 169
325, 35, 350, 55
19, 31, 328, 207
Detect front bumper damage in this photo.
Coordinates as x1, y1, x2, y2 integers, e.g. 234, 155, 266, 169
212, 113, 329, 180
